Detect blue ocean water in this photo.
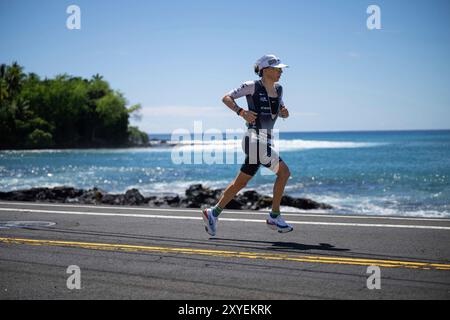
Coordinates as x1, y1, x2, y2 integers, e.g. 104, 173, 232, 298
1, 130, 449, 218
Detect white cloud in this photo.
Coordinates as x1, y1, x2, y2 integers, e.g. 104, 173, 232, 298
140, 105, 229, 117
131, 105, 240, 133
132, 106, 322, 134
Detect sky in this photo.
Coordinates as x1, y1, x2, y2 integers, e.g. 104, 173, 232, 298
1, 0, 449, 134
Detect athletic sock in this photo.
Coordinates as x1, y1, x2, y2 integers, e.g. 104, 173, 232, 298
270, 210, 281, 219
212, 205, 223, 218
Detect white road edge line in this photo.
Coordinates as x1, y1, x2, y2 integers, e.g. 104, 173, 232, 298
1, 201, 448, 222
0, 207, 449, 230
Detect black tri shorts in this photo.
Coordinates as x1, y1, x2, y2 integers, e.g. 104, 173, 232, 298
240, 135, 283, 177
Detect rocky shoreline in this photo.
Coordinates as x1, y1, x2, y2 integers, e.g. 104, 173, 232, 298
0, 185, 333, 211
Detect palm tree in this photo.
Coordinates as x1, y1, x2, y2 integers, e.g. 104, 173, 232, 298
0, 64, 8, 102
11, 96, 30, 119
0, 64, 6, 79
0, 79, 8, 102
5, 61, 26, 99
92, 73, 103, 82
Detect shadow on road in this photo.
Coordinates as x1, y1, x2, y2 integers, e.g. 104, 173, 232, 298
210, 238, 350, 252
20, 226, 350, 255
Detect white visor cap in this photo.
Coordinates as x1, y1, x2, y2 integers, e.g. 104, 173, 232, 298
256, 54, 289, 70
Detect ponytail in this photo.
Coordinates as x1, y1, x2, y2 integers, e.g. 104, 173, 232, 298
254, 65, 263, 77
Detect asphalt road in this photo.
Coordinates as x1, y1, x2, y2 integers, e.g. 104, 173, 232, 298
0, 201, 449, 300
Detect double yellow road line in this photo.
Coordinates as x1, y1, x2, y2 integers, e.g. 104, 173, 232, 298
1, 236, 449, 271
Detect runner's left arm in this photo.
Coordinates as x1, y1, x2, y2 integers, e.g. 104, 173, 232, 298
279, 88, 289, 119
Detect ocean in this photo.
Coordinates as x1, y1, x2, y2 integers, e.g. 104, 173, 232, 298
1, 130, 449, 218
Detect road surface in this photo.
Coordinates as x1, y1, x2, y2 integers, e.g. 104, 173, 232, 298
0, 201, 449, 300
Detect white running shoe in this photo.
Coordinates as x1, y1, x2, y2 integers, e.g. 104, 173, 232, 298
202, 208, 218, 236
266, 214, 294, 233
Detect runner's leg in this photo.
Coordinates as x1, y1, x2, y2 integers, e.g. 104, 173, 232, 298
271, 161, 291, 213
217, 171, 254, 209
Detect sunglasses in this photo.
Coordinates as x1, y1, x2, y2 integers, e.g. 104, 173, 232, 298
268, 67, 283, 73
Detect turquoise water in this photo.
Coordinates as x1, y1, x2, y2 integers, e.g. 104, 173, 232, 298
1, 130, 449, 218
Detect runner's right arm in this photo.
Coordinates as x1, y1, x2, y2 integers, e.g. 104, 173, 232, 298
222, 81, 257, 124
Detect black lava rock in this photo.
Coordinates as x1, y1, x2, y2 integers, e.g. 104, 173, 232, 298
0, 184, 333, 211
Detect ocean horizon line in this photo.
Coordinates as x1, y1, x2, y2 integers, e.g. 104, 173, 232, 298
148, 128, 450, 136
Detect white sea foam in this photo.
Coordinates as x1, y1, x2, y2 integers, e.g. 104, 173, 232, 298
114, 180, 450, 218
0, 139, 385, 155
173, 139, 385, 152
298, 193, 450, 218
277, 139, 385, 151
1, 176, 448, 218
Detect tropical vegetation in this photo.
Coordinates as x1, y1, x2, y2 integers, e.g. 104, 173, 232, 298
0, 62, 149, 149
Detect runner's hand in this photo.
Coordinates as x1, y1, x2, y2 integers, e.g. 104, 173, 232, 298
241, 110, 257, 125
279, 106, 289, 119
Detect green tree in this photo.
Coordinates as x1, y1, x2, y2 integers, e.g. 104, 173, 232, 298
128, 126, 149, 146
5, 61, 26, 99
0, 64, 9, 102
0, 62, 148, 149
0, 62, 27, 148
95, 91, 129, 145
26, 129, 54, 149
